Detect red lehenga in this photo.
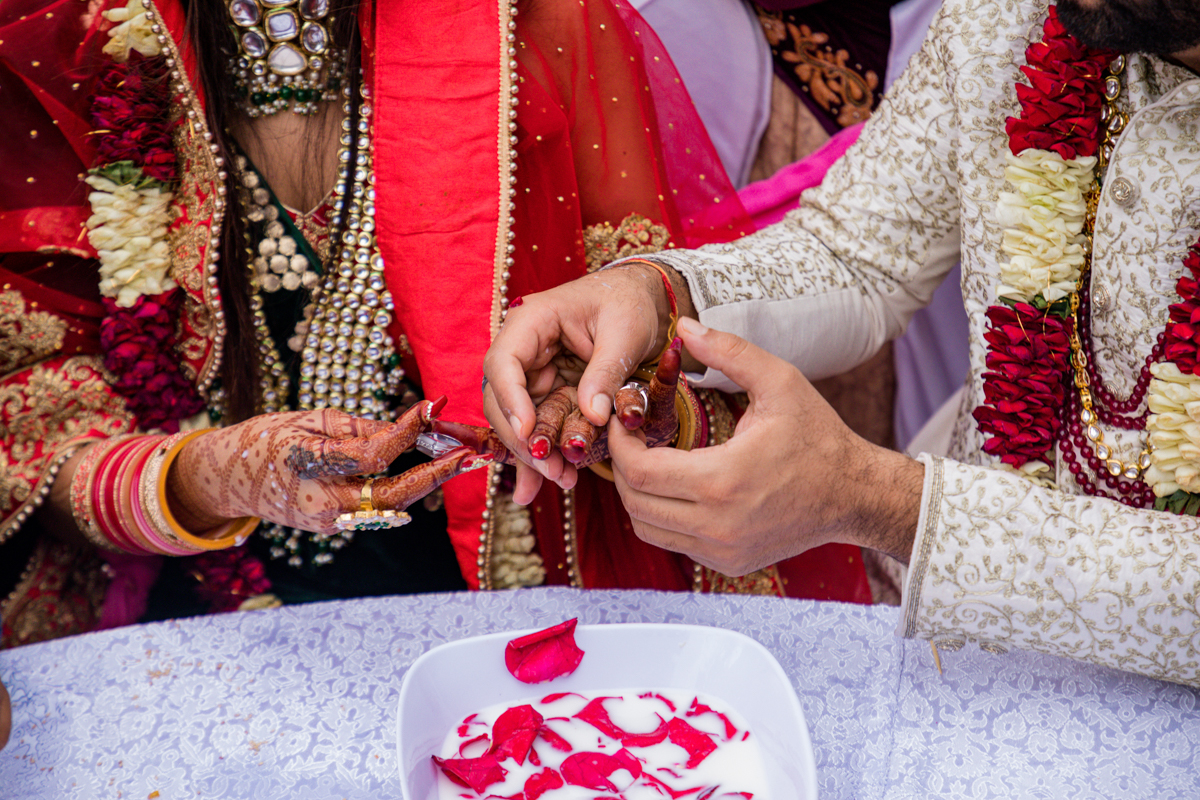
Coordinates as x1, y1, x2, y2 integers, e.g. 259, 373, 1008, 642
0, 0, 870, 646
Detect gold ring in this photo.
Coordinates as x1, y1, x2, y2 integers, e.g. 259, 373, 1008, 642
334, 477, 412, 532
359, 478, 375, 512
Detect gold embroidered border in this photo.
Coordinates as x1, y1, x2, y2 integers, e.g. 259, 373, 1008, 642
0, 288, 68, 378
149, 0, 225, 394
490, 0, 517, 340
699, 565, 786, 597
0, 356, 135, 543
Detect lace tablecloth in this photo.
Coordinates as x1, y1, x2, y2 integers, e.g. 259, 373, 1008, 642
2, 588, 1198, 799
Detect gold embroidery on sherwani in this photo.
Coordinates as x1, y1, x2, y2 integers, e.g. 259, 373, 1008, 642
0, 289, 68, 377
583, 213, 672, 273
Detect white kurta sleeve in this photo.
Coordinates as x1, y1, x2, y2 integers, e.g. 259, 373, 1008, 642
903, 455, 1200, 686
641, 2, 963, 390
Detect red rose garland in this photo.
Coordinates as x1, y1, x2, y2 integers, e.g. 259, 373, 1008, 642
975, 6, 1200, 513
1162, 242, 1200, 373
972, 8, 1113, 471
90, 55, 205, 432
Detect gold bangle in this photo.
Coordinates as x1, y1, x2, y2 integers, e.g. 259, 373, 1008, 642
334, 477, 412, 531
144, 430, 259, 552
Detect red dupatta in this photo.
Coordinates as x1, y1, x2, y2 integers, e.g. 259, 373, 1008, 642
365, 0, 870, 601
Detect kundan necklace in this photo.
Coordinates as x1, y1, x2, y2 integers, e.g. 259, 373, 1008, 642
973, 6, 1200, 514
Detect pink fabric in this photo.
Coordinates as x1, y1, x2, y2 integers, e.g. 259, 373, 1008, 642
96, 553, 162, 630
737, 123, 864, 229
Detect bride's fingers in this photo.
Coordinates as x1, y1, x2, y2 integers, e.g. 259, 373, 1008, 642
644, 339, 682, 443
614, 382, 649, 429
559, 406, 599, 465
430, 419, 517, 465
285, 398, 445, 479
371, 446, 494, 511
529, 386, 575, 460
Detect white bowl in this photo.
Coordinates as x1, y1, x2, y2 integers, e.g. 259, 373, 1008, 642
396, 623, 817, 799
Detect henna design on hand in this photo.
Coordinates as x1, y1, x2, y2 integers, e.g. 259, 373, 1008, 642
284, 445, 362, 479
528, 386, 576, 460
167, 397, 461, 536
431, 338, 686, 472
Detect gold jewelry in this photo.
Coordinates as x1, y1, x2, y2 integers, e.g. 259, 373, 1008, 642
143, 430, 259, 552
1065, 55, 1151, 482
334, 477, 411, 531
228, 0, 344, 116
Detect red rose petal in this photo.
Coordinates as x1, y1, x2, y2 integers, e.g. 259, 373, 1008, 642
667, 718, 717, 769
458, 734, 491, 758
641, 773, 710, 799
686, 698, 738, 740
523, 768, 565, 800
561, 752, 639, 792
490, 705, 544, 766
638, 692, 678, 713
541, 692, 586, 704
458, 713, 480, 737
432, 754, 508, 793
574, 697, 671, 748
537, 723, 573, 752
505, 619, 586, 684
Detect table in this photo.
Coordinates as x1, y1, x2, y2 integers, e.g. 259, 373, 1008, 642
2, 588, 1198, 799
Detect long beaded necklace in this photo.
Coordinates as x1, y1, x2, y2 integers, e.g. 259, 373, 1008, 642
248, 76, 407, 566
1056, 54, 1159, 506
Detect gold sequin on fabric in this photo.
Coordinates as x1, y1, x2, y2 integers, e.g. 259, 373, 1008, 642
693, 564, 786, 597
583, 213, 671, 273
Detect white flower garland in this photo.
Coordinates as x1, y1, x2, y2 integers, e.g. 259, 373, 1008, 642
84, 175, 176, 308
102, 0, 161, 62
1145, 363, 1200, 496
996, 149, 1094, 305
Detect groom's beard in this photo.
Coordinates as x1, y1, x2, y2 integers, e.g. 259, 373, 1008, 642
1057, 0, 1200, 54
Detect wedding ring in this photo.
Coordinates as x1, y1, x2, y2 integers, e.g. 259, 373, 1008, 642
359, 478, 375, 512
334, 477, 412, 532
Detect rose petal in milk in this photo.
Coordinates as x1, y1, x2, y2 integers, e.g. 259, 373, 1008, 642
435, 690, 769, 799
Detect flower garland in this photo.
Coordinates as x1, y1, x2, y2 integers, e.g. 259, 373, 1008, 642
90, 0, 204, 431
91, 0, 273, 607
973, 7, 1200, 512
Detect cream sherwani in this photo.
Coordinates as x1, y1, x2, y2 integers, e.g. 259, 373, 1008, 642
646, 0, 1200, 684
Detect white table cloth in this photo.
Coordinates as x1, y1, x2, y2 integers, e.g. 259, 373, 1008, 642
2, 588, 1197, 799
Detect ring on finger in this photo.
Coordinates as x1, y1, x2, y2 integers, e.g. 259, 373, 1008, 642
335, 477, 411, 532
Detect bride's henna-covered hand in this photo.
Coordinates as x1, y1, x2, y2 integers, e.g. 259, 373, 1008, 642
435, 339, 685, 473
167, 398, 491, 535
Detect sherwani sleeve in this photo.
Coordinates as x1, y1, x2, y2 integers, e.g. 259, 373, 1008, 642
906, 455, 1200, 686
641, 4, 962, 390
638, 2, 1200, 687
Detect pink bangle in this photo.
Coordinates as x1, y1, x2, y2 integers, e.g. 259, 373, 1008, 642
132, 432, 202, 555
116, 436, 170, 555
94, 436, 163, 555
